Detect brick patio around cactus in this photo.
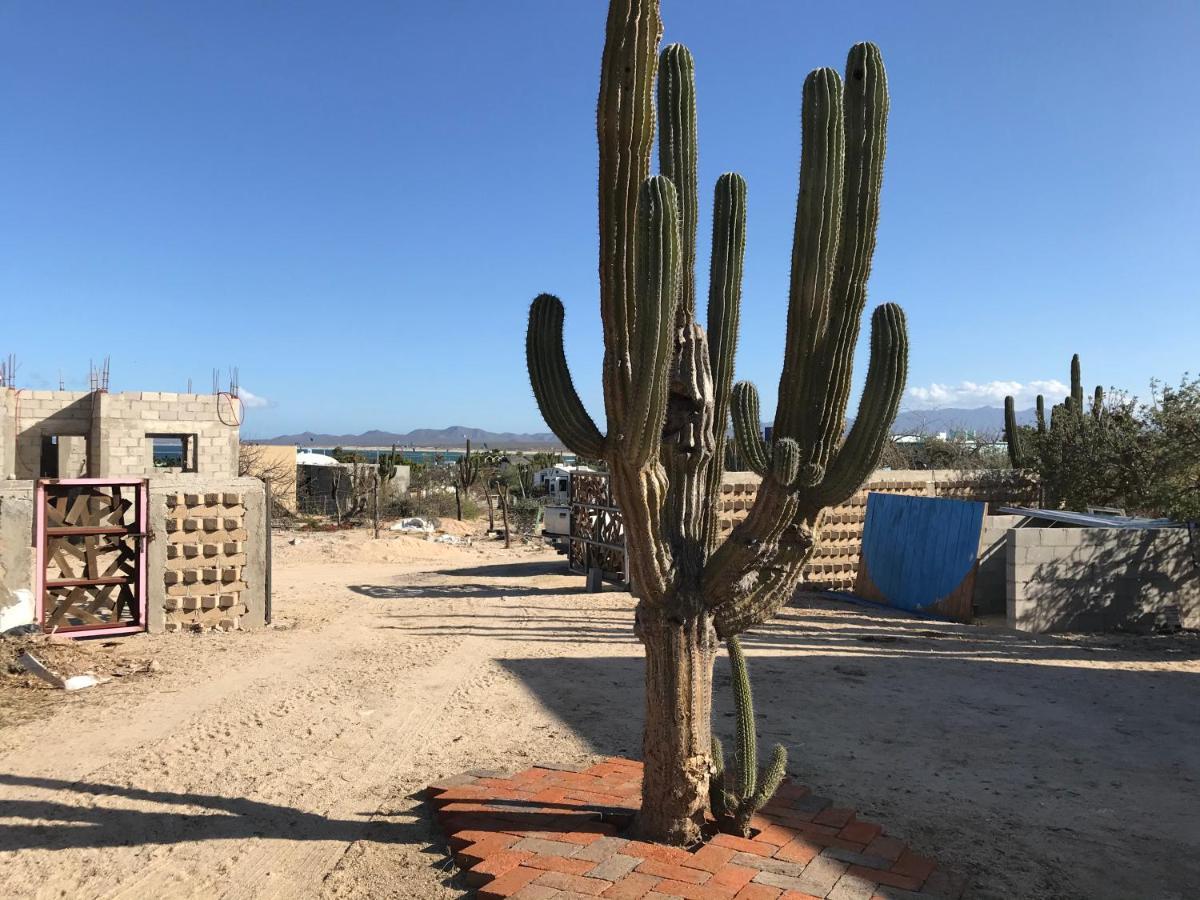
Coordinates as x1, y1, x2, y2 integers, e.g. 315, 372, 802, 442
427, 758, 968, 899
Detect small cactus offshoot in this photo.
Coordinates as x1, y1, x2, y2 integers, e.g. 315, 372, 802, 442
710, 636, 788, 837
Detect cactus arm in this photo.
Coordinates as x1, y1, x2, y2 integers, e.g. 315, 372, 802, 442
1035, 395, 1046, 434
730, 382, 771, 476
658, 43, 698, 326
808, 43, 891, 465
726, 636, 757, 801
597, 0, 661, 439
815, 303, 908, 505
773, 66, 845, 448
526, 294, 607, 460
1093, 385, 1104, 422
747, 744, 788, 817
1004, 395, 1024, 467
1070, 354, 1083, 413
626, 175, 683, 466
703, 173, 749, 545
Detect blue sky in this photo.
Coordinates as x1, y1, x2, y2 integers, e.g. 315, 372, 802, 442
2, 2, 1197, 438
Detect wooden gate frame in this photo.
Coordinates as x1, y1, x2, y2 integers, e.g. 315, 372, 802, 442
34, 477, 149, 638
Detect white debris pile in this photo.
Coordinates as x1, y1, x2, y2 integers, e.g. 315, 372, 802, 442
390, 517, 435, 533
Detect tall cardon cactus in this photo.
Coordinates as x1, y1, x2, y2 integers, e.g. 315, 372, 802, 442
525, 0, 908, 844
1005, 353, 1105, 469
454, 439, 480, 521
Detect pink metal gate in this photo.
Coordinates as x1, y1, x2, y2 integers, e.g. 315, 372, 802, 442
34, 478, 149, 637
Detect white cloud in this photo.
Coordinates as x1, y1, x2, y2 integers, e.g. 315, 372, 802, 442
904, 379, 1067, 410
238, 388, 271, 409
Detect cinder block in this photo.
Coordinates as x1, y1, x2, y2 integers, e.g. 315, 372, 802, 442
166, 544, 180, 559
221, 567, 240, 583
183, 544, 201, 558
223, 541, 242, 555
164, 597, 180, 611
184, 493, 202, 506
218, 594, 237, 608
164, 571, 179, 586
203, 544, 219, 557
183, 570, 199, 585
204, 492, 220, 505
201, 596, 218, 610
223, 493, 241, 506
203, 517, 220, 531
183, 518, 200, 532
201, 567, 220, 583
181, 596, 200, 611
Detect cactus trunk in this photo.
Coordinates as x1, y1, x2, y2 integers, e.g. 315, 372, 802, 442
637, 604, 717, 843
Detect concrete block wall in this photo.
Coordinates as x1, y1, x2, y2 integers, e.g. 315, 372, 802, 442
0, 389, 95, 479
973, 514, 1025, 616
148, 477, 267, 633
718, 469, 1036, 592
1007, 527, 1199, 633
0, 482, 35, 626
1, 388, 240, 480
95, 392, 239, 478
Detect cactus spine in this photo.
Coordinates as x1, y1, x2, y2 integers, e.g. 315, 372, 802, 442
524, 0, 907, 844
710, 636, 787, 837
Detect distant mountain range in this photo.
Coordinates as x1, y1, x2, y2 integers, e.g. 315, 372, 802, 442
252, 426, 564, 449
890, 406, 1034, 435
252, 407, 1030, 448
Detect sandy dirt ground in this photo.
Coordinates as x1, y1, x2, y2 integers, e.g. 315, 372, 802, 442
1, 525, 1198, 899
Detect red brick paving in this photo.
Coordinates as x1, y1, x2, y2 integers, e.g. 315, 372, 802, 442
427, 759, 968, 899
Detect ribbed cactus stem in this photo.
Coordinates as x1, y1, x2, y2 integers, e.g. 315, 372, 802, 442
711, 635, 789, 836
1070, 354, 1084, 413
1036, 395, 1046, 434
658, 43, 698, 326
1005, 396, 1024, 467
626, 175, 682, 466
1093, 385, 1104, 422
727, 635, 757, 801
527, 295, 606, 459
730, 382, 770, 476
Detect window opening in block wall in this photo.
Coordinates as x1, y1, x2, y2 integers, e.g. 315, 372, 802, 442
149, 434, 198, 473
39, 435, 59, 478
39, 434, 90, 478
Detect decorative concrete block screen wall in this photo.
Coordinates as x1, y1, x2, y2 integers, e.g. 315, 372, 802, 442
1007, 527, 1199, 633
720, 469, 1039, 592
162, 491, 249, 630
148, 477, 267, 633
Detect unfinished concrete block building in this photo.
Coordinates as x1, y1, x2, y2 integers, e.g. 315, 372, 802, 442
0, 388, 268, 636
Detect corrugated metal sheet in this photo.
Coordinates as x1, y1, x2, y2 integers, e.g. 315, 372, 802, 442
996, 507, 1179, 530
855, 493, 985, 622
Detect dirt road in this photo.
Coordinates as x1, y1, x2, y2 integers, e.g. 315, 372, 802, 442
1, 529, 1197, 899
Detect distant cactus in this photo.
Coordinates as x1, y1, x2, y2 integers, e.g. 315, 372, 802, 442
454, 439, 481, 521
1004, 396, 1026, 468
523, 0, 907, 843
710, 636, 787, 837
378, 444, 399, 484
